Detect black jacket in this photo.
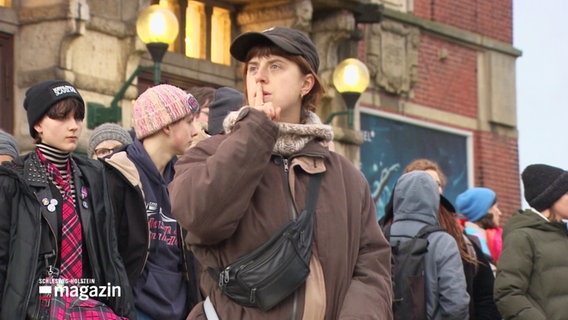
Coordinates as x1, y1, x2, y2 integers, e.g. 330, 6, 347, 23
102, 150, 201, 312
0, 152, 135, 319
463, 235, 501, 319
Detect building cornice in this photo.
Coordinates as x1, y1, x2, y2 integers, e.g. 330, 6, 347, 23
382, 7, 522, 57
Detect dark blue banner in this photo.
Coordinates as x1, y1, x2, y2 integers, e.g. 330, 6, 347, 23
360, 111, 470, 220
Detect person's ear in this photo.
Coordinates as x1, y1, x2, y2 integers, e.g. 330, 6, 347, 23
300, 74, 315, 97
33, 123, 43, 136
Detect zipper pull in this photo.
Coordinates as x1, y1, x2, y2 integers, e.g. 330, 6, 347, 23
250, 288, 257, 303
283, 158, 289, 173
43, 250, 56, 271
224, 267, 230, 284
47, 265, 59, 278
219, 266, 230, 288
218, 269, 225, 287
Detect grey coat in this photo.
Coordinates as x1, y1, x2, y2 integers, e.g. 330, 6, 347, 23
389, 171, 470, 320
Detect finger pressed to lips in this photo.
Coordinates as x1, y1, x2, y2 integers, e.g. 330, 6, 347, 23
254, 82, 264, 107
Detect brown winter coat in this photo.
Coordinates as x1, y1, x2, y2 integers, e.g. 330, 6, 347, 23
169, 108, 392, 319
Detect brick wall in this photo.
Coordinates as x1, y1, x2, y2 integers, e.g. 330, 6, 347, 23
474, 131, 522, 221
413, 0, 512, 43
412, 34, 477, 118
407, 0, 519, 223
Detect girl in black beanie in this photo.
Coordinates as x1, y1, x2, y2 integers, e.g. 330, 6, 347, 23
0, 80, 134, 319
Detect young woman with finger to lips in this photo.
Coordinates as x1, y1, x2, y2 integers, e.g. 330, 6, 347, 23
170, 27, 393, 320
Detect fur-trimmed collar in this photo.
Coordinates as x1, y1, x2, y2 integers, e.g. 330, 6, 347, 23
224, 108, 334, 157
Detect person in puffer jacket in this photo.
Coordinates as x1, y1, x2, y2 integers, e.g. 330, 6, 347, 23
494, 163, 568, 320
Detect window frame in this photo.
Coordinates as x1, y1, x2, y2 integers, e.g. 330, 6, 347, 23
159, 0, 234, 63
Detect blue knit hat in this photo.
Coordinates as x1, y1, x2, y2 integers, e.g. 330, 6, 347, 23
456, 187, 496, 222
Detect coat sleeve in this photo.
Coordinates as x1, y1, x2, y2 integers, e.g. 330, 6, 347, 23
0, 176, 13, 306
100, 171, 136, 319
81, 159, 136, 319
169, 108, 279, 245
494, 230, 546, 320
338, 177, 393, 319
435, 234, 470, 319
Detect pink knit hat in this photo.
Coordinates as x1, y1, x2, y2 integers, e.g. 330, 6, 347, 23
133, 84, 200, 139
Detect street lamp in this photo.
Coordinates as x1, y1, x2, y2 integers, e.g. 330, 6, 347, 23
87, 4, 179, 129
136, 4, 179, 85
326, 58, 370, 129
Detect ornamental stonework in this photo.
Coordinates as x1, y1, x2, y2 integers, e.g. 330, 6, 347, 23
236, 0, 313, 33
311, 10, 356, 97
366, 20, 419, 97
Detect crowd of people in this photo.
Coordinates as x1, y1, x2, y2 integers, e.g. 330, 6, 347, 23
0, 25, 567, 320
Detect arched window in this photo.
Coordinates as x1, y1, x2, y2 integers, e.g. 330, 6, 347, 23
159, 0, 232, 65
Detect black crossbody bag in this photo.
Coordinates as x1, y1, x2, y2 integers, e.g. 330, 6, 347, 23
210, 173, 322, 311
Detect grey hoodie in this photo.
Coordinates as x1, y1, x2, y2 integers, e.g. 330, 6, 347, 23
389, 171, 470, 320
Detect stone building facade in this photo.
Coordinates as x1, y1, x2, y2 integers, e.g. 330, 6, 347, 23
0, 0, 521, 221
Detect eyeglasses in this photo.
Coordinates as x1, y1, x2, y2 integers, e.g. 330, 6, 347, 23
94, 146, 122, 158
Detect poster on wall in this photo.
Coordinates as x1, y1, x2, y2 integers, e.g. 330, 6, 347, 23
360, 108, 472, 221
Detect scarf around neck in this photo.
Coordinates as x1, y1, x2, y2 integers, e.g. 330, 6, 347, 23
224, 108, 334, 156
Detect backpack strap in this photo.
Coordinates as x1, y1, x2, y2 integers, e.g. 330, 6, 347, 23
384, 223, 445, 241
415, 225, 446, 239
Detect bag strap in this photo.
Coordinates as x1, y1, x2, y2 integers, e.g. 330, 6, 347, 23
304, 173, 322, 215
208, 173, 323, 280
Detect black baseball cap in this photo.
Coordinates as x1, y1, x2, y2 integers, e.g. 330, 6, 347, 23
230, 26, 320, 73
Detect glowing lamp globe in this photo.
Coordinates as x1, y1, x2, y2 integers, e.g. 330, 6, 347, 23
332, 58, 370, 95
136, 5, 179, 45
